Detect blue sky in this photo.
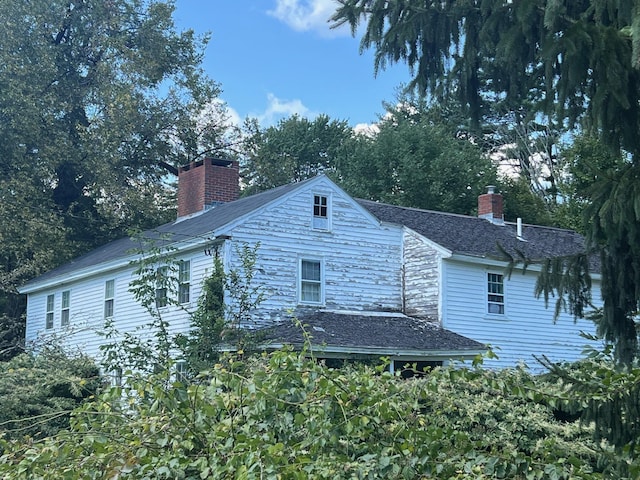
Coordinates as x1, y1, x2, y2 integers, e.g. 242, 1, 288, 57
173, 0, 412, 128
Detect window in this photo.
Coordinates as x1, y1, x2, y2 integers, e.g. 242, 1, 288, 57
312, 194, 329, 230
104, 279, 115, 319
487, 273, 505, 314
178, 260, 191, 304
45, 294, 54, 329
300, 259, 322, 304
175, 361, 189, 383
155, 266, 168, 308
61, 290, 70, 326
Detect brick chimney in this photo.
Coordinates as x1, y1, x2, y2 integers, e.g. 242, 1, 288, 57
478, 185, 504, 225
177, 158, 240, 218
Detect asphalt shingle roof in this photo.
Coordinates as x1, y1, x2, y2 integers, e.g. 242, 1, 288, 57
21, 179, 314, 289
358, 199, 589, 263
262, 311, 485, 355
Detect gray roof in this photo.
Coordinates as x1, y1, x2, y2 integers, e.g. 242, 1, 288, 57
21, 179, 314, 290
358, 199, 589, 263
262, 311, 485, 357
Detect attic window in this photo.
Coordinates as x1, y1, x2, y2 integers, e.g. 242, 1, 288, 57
312, 194, 330, 230
487, 273, 505, 315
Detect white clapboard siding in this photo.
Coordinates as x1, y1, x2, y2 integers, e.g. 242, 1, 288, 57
225, 181, 403, 327
25, 249, 211, 360
25, 178, 404, 358
441, 259, 601, 370
402, 228, 444, 318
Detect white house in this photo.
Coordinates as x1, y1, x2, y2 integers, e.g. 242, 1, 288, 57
19, 158, 600, 371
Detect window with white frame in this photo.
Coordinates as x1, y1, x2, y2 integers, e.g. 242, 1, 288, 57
104, 279, 115, 319
300, 259, 322, 304
61, 290, 70, 326
178, 260, 191, 304
155, 266, 168, 308
487, 273, 505, 314
312, 194, 329, 230
45, 294, 54, 329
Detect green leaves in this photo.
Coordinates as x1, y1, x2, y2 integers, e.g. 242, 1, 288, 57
1, 346, 628, 478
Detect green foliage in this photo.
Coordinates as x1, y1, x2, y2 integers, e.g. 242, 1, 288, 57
0, 347, 102, 441
540, 350, 640, 477
0, 0, 237, 357
242, 114, 352, 194
178, 243, 266, 374
331, 0, 640, 156
338, 101, 498, 215
1, 347, 627, 479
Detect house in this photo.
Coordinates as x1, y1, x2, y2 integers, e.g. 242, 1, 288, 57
19, 158, 600, 371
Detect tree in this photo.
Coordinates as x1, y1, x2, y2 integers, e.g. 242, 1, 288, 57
241, 114, 352, 194
0, 0, 238, 358
331, 0, 640, 364
0, 347, 102, 441
337, 101, 498, 215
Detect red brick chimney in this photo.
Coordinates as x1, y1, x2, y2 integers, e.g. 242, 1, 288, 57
478, 185, 504, 225
177, 158, 240, 217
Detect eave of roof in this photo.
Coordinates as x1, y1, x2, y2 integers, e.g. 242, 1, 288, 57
19, 177, 320, 293
261, 310, 486, 360
357, 199, 595, 267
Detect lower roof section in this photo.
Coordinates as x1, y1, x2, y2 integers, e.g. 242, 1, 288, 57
260, 310, 486, 362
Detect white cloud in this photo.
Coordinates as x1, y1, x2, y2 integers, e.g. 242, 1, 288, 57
250, 93, 318, 126
267, 0, 351, 37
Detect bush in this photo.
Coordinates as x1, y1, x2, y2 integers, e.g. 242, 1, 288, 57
1, 348, 626, 479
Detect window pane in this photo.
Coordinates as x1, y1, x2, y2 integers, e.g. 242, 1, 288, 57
313, 195, 327, 218
62, 290, 70, 308
61, 309, 69, 326
104, 299, 114, 318
46, 294, 54, 312
302, 260, 320, 281
179, 261, 190, 283
46, 312, 54, 329
301, 282, 321, 302
105, 279, 115, 298
487, 273, 505, 315
179, 284, 190, 304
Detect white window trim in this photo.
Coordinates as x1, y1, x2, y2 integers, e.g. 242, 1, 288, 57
298, 257, 324, 305
45, 294, 55, 329
104, 279, 115, 319
487, 272, 505, 316
311, 192, 331, 231
61, 290, 70, 326
178, 259, 191, 304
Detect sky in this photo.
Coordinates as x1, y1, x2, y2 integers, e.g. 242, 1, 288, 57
172, 0, 413, 129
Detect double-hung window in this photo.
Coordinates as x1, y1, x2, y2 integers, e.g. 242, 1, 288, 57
155, 267, 169, 308
104, 280, 115, 319
45, 294, 54, 329
61, 290, 70, 326
300, 259, 322, 304
312, 194, 330, 230
487, 273, 505, 315
178, 260, 191, 304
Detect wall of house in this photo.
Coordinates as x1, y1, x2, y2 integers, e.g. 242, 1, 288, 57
402, 229, 442, 319
24, 178, 404, 359
440, 259, 601, 371
224, 179, 403, 327
24, 248, 214, 360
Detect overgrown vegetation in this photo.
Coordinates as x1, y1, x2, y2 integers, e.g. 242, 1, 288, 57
0, 347, 102, 441
2, 345, 639, 479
